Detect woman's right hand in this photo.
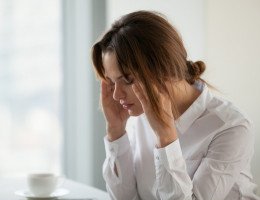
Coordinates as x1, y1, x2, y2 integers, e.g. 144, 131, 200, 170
101, 80, 130, 141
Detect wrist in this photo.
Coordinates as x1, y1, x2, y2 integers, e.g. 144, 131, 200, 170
106, 125, 125, 142
156, 128, 178, 148
157, 136, 176, 148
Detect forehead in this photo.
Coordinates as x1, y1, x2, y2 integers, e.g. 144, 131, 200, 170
102, 52, 122, 77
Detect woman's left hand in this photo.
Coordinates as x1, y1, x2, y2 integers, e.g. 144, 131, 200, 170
132, 83, 178, 148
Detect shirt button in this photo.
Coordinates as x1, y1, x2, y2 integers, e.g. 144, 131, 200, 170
110, 147, 114, 152
156, 156, 159, 160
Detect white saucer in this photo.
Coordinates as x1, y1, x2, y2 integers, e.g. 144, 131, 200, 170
15, 188, 69, 199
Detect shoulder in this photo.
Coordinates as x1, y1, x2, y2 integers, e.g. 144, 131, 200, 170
200, 94, 254, 160
207, 95, 252, 130
205, 95, 254, 148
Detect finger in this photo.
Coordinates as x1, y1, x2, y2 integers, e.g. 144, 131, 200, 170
99, 81, 106, 110
101, 80, 112, 98
101, 80, 107, 96
156, 91, 174, 119
100, 80, 111, 109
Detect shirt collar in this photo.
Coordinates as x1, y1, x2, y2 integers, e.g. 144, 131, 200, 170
175, 81, 213, 134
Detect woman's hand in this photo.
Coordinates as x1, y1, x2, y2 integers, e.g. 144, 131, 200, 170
132, 83, 178, 148
101, 80, 130, 141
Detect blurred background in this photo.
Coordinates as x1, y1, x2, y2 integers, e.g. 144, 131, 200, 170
0, 0, 259, 193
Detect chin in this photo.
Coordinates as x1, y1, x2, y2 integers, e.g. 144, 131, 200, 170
128, 109, 144, 117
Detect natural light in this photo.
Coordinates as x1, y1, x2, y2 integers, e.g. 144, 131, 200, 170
0, 0, 62, 176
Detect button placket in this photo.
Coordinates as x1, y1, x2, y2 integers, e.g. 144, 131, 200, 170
154, 150, 162, 167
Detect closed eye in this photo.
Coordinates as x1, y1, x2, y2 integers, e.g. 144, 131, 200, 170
124, 78, 133, 85
105, 75, 134, 86
123, 76, 134, 85
105, 78, 115, 86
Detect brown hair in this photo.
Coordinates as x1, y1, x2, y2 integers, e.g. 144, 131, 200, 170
92, 10, 206, 127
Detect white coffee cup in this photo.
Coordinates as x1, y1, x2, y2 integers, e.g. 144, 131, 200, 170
27, 173, 63, 197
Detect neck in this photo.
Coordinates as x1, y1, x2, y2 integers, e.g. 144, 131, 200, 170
173, 80, 201, 118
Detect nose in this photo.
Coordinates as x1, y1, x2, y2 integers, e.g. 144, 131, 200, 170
113, 83, 126, 101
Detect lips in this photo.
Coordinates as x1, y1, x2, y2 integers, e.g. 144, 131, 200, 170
122, 104, 134, 110
120, 99, 134, 110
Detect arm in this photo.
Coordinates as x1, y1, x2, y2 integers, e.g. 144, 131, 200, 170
191, 123, 253, 199
154, 123, 254, 200
103, 133, 139, 200
100, 80, 139, 199
132, 82, 254, 199
154, 139, 193, 200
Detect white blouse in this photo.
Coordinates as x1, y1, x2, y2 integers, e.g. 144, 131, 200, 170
103, 81, 259, 200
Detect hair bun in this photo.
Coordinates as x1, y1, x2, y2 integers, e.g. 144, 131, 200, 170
187, 60, 206, 83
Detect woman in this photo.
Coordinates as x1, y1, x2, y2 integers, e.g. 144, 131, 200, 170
91, 10, 259, 200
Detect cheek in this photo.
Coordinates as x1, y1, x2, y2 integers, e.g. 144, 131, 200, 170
129, 89, 143, 107
126, 88, 144, 116
127, 87, 139, 102
125, 87, 140, 103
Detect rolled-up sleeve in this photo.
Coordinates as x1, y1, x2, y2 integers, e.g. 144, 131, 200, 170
154, 139, 193, 200
153, 123, 256, 200
192, 124, 255, 200
103, 133, 139, 200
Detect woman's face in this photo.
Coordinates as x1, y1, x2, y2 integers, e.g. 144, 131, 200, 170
102, 52, 144, 116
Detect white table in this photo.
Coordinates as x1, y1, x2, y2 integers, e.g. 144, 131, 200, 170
0, 177, 110, 200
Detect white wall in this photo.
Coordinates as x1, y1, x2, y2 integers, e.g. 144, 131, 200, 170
106, 0, 206, 61
205, 0, 260, 190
